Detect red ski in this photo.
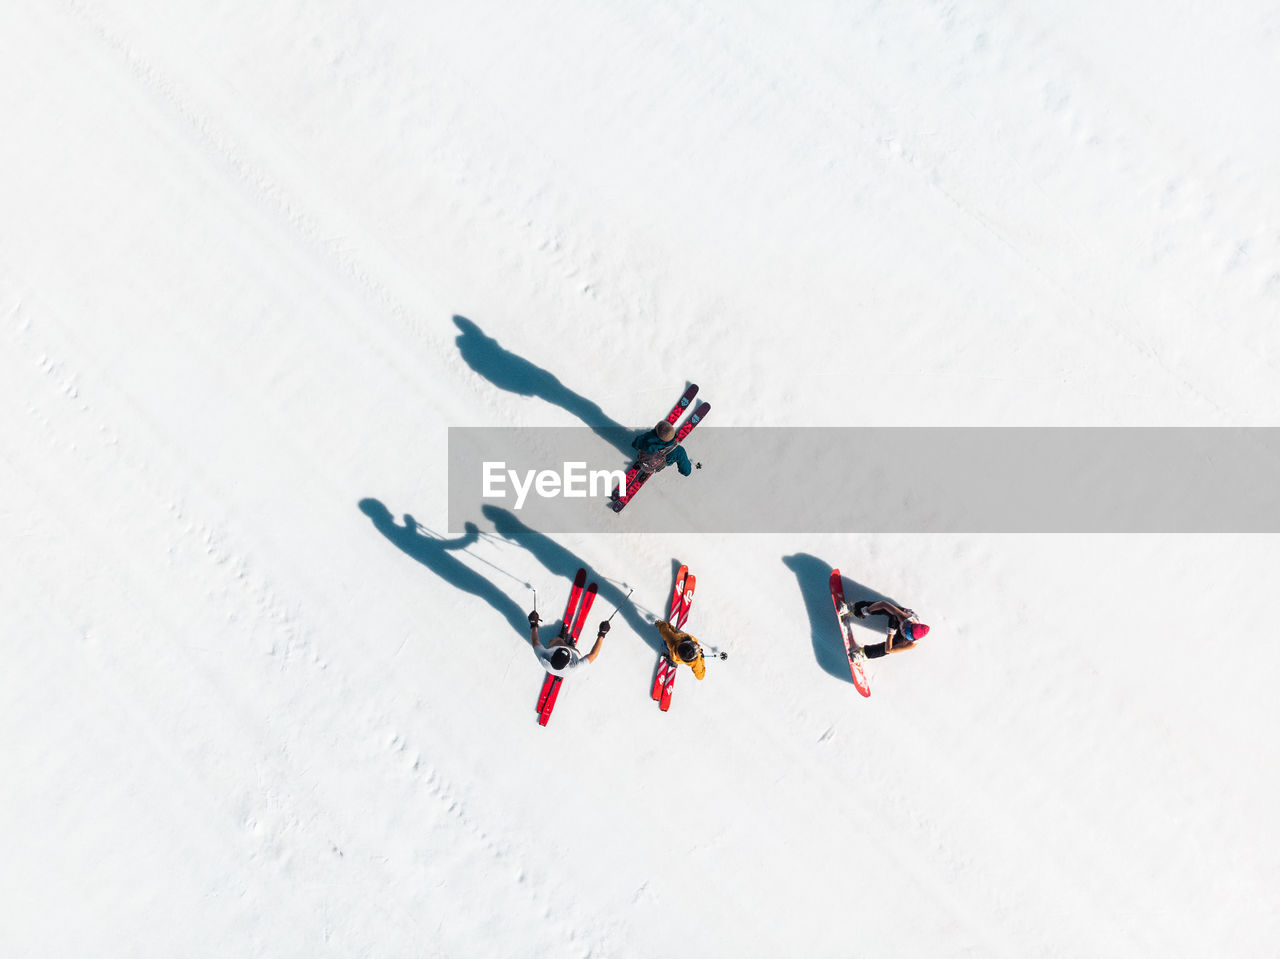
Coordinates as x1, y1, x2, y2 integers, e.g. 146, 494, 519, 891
652, 565, 695, 711
830, 568, 871, 697
675, 572, 695, 629
537, 570, 598, 725
651, 565, 687, 703
652, 657, 677, 709
611, 387, 709, 513
536, 568, 584, 715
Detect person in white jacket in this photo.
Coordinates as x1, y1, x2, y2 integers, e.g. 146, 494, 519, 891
528, 609, 609, 676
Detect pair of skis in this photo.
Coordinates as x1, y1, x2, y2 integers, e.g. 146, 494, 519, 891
651, 564, 695, 711
536, 568, 597, 725
829, 568, 872, 697
610, 384, 710, 512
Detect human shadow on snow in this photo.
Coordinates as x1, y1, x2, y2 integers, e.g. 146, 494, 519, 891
358, 498, 529, 636
481, 504, 664, 654
453, 315, 634, 457
782, 553, 899, 684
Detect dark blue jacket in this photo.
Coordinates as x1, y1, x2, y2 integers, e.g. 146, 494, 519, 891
632, 429, 693, 476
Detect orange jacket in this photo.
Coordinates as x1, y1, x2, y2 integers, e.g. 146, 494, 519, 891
656, 621, 705, 680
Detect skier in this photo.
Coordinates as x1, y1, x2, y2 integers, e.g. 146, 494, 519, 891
842, 600, 930, 658
632, 420, 694, 478
655, 620, 723, 679
529, 609, 609, 675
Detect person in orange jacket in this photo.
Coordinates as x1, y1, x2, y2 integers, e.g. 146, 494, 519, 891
655, 620, 725, 679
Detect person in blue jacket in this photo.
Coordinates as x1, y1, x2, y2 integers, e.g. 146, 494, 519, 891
632, 420, 694, 477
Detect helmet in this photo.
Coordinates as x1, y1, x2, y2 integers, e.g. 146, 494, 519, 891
550, 647, 572, 670
907, 623, 929, 640
654, 420, 676, 442
676, 639, 699, 662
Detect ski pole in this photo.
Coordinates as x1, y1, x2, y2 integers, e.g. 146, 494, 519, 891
604, 589, 634, 622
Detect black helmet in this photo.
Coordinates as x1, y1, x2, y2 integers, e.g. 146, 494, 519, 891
550, 647, 572, 670
676, 639, 699, 662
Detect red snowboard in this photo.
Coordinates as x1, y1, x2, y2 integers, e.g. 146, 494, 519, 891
829, 568, 871, 697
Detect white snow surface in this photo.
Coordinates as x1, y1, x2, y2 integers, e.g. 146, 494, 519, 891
3, 1, 1279, 956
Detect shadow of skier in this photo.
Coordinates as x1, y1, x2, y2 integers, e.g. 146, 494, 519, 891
481, 504, 662, 652
359, 498, 529, 635
453, 315, 633, 456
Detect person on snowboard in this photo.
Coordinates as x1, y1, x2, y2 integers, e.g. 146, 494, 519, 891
632, 420, 694, 478
655, 620, 725, 679
841, 599, 930, 658
528, 609, 609, 676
